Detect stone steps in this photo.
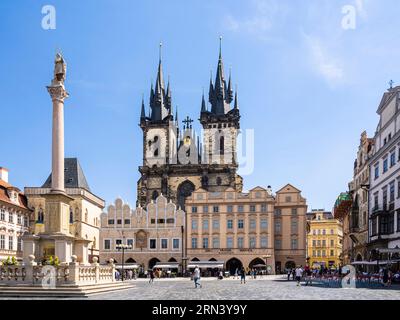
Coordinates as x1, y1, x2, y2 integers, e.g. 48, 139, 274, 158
0, 282, 135, 298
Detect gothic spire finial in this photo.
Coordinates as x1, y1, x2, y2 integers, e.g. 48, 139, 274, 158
159, 41, 162, 62
201, 88, 207, 113
141, 94, 146, 119
219, 36, 222, 59
234, 84, 239, 110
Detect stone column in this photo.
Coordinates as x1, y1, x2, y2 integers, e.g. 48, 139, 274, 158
47, 84, 68, 194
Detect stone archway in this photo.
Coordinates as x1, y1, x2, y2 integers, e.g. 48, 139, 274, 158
191, 257, 200, 261
249, 257, 265, 269
356, 254, 363, 261
149, 257, 160, 269
226, 258, 243, 275
168, 257, 177, 262
285, 261, 296, 270
177, 180, 195, 211
126, 258, 136, 263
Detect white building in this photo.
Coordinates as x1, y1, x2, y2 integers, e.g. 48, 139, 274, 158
369, 86, 400, 255
0, 167, 31, 262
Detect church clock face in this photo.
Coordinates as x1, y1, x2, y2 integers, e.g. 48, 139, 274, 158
145, 129, 167, 166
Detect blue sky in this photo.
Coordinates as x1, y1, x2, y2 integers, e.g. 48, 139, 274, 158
1, 0, 400, 210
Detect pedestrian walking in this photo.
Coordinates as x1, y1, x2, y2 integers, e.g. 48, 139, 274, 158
292, 268, 296, 281
287, 268, 291, 281
149, 270, 155, 284
240, 267, 246, 284
295, 265, 303, 286
193, 266, 202, 288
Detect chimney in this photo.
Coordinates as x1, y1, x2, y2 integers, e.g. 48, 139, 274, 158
0, 167, 9, 183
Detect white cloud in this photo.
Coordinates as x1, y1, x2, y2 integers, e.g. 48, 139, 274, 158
304, 34, 344, 85
223, 0, 286, 36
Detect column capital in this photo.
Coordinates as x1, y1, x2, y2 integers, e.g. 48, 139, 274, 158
47, 84, 69, 103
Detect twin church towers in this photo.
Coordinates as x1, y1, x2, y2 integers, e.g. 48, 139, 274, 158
137, 39, 243, 209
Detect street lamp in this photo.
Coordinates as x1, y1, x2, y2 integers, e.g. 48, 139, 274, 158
116, 243, 133, 281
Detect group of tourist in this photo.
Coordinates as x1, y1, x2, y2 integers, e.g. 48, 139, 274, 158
285, 265, 400, 287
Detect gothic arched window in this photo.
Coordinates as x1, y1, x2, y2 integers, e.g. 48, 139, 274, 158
216, 177, 222, 186
69, 208, 73, 224
220, 136, 224, 155
152, 191, 159, 201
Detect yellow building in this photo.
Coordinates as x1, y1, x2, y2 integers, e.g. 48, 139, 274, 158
306, 210, 343, 269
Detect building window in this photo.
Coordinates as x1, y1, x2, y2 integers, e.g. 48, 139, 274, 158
260, 236, 268, 248
317, 240, 321, 246
203, 219, 209, 231
274, 209, 281, 216
189, 237, 197, 249
227, 220, 233, 229
292, 208, 297, 216
374, 193, 379, 210
220, 136, 224, 155
322, 240, 326, 247
330, 239, 334, 246
124, 219, 130, 225
149, 239, 156, 249
291, 238, 298, 250
397, 210, 400, 232
213, 206, 219, 213
203, 206, 209, 213
371, 217, 377, 236
383, 158, 389, 173
322, 250, 326, 257
317, 250, 321, 257
108, 219, 115, 225
211, 237, 219, 248
117, 219, 122, 225
227, 237, 233, 248
274, 220, 281, 234
285, 196, 291, 202
127, 239, 134, 248
115, 239, 122, 249
238, 219, 244, 229
291, 219, 298, 233
191, 219, 198, 230
374, 164, 379, 180
330, 229, 334, 235
212, 219, 220, 230
0, 209, 5, 221
161, 239, 168, 249
17, 238, 22, 252
312, 240, 316, 247
249, 237, 256, 248
261, 219, 268, 229
192, 206, 198, 213
0, 235, 5, 249
227, 205, 233, 213
383, 188, 388, 210
313, 250, 316, 257
173, 239, 180, 249
322, 229, 326, 235
250, 219, 256, 229
202, 238, 209, 249
8, 213, 13, 223
261, 204, 267, 212
17, 214, 21, 225
390, 151, 396, 167
380, 213, 394, 235
390, 181, 395, 203
250, 205, 256, 212
8, 236, 13, 250
104, 239, 111, 250
237, 237, 244, 248
275, 239, 282, 249
166, 218, 174, 224
313, 229, 316, 235
238, 205, 244, 213
330, 250, 334, 257
398, 180, 400, 199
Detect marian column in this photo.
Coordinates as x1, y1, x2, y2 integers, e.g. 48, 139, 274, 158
47, 53, 69, 194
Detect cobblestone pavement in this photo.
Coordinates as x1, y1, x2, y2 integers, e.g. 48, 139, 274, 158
89, 275, 400, 300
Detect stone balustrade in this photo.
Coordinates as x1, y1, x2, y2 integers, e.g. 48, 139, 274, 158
0, 256, 115, 287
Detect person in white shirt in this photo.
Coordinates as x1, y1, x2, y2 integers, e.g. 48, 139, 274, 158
295, 266, 303, 286
193, 266, 202, 288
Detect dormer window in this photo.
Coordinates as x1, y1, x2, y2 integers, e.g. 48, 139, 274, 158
7, 189, 19, 205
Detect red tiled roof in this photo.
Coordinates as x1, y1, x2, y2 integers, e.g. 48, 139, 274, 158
0, 180, 31, 211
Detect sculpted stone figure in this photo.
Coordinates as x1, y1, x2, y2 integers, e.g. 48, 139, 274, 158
53, 53, 67, 85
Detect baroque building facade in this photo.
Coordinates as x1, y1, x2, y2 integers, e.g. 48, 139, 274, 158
137, 44, 243, 210
185, 184, 307, 274
306, 210, 343, 268
99, 194, 185, 270
368, 85, 400, 257
0, 168, 31, 262
25, 158, 105, 263
343, 131, 373, 264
